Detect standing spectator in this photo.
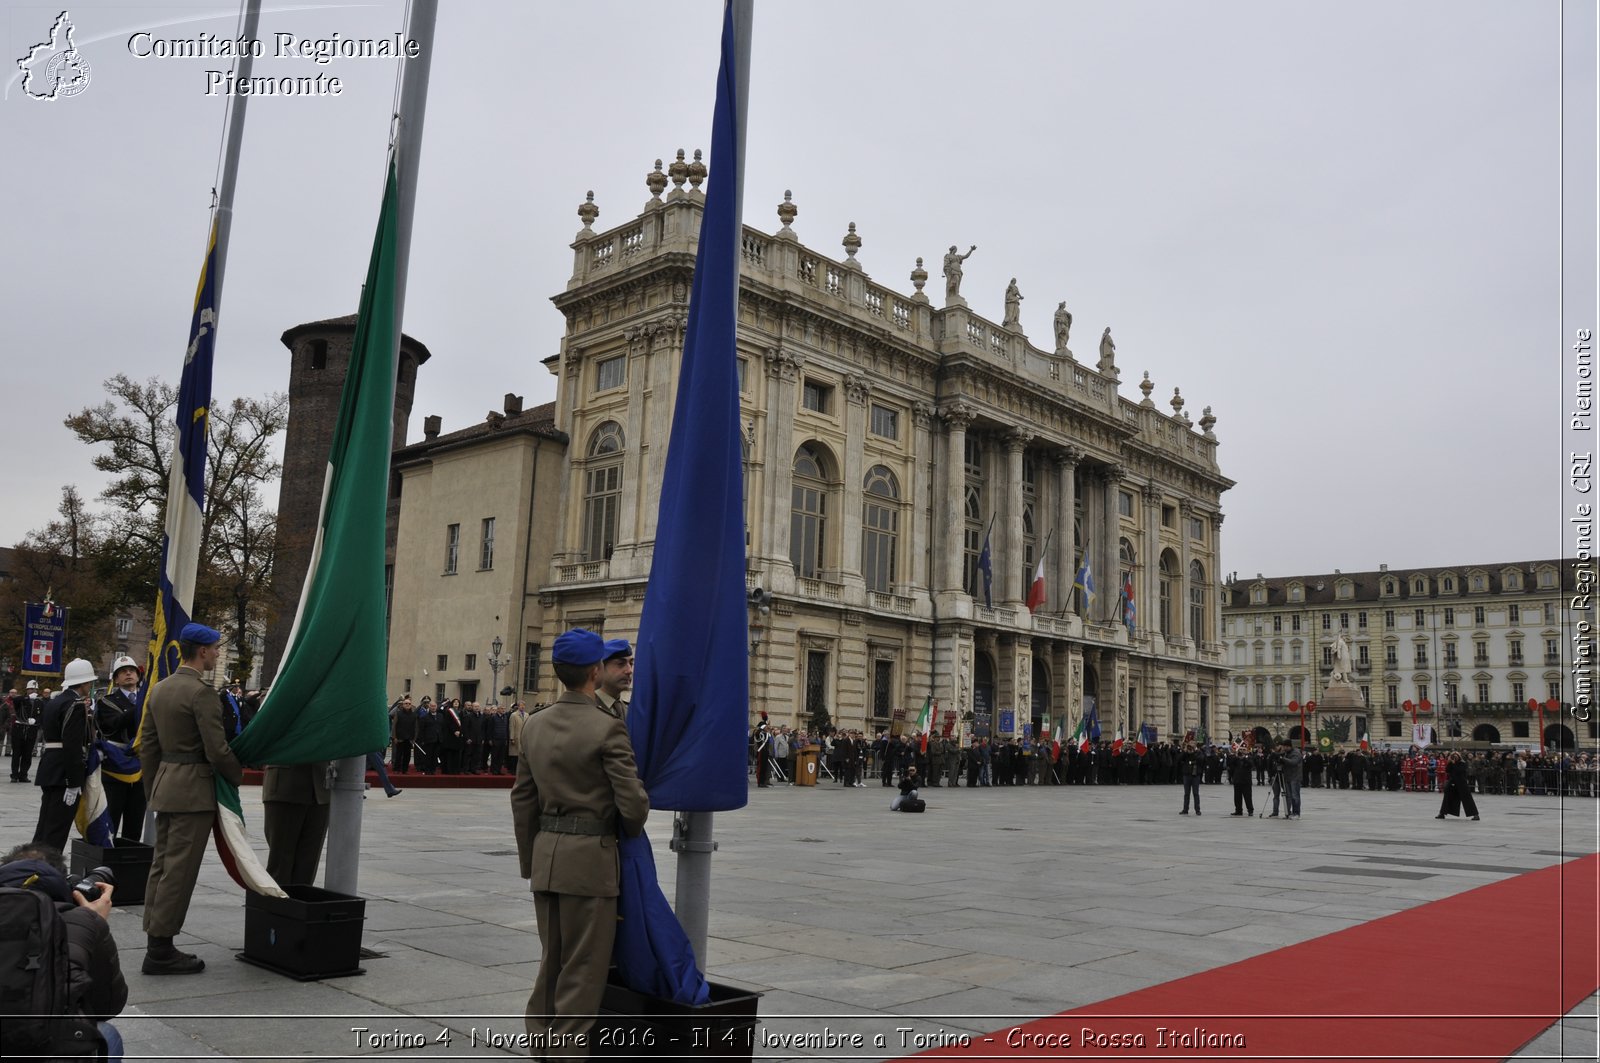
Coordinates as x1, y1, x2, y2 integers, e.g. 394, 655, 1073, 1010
11, 680, 43, 782
1279, 739, 1304, 819
391, 696, 417, 773
416, 697, 440, 775
437, 699, 464, 774
1435, 751, 1480, 821
1178, 738, 1202, 815
1228, 746, 1255, 816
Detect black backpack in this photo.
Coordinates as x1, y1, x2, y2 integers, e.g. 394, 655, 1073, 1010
0, 886, 102, 1061
900, 797, 926, 813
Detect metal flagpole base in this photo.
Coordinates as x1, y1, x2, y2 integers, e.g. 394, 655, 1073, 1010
670, 811, 716, 966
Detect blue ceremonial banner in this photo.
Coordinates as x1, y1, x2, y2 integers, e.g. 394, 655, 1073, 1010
627, 0, 749, 816
145, 221, 219, 691
21, 601, 68, 679
614, 0, 748, 1008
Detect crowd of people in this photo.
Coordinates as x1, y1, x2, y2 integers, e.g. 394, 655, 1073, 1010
745, 723, 1600, 800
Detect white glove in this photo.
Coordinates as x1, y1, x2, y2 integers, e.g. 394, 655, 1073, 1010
63, 787, 81, 806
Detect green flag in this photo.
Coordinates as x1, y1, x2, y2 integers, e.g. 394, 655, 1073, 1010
233, 157, 399, 765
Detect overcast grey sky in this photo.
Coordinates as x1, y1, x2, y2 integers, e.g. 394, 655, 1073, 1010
1, 1, 1589, 578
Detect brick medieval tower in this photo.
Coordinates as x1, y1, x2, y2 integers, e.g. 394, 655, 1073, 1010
263, 314, 431, 685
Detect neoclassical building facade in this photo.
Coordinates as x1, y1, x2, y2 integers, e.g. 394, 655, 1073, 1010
1221, 560, 1594, 750
533, 154, 1234, 742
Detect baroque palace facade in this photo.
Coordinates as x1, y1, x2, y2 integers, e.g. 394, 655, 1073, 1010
373, 155, 1232, 739
1221, 561, 1594, 750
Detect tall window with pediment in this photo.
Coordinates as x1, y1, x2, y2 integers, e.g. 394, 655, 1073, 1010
582, 421, 624, 561
862, 465, 899, 593
1189, 560, 1207, 641
790, 444, 830, 579
1159, 551, 1177, 636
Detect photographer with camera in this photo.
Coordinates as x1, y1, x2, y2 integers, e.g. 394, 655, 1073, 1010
0, 842, 127, 1062
1277, 739, 1304, 819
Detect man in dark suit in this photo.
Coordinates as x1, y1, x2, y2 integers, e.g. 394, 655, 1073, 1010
462, 701, 483, 774
262, 761, 332, 887
32, 658, 97, 850
138, 622, 243, 974
511, 629, 649, 1059
391, 696, 417, 773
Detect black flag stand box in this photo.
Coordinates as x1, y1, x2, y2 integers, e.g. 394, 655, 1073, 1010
70, 840, 153, 908
238, 885, 366, 980
593, 973, 761, 1060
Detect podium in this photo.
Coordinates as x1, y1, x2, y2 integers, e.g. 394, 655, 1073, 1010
795, 748, 819, 786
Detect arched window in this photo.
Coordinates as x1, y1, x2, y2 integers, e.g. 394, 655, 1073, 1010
790, 444, 830, 579
1189, 560, 1207, 641
1021, 503, 1037, 594
963, 485, 984, 596
582, 422, 624, 561
1159, 552, 1177, 635
862, 465, 899, 593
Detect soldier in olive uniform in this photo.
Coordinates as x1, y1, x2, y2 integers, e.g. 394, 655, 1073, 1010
511, 629, 649, 1059
262, 761, 332, 888
138, 623, 242, 975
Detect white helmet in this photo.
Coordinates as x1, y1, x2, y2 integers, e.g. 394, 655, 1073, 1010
108, 655, 141, 681
61, 658, 98, 689
26, 679, 38, 690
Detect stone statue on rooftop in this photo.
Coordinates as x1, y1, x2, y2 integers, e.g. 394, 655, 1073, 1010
1003, 278, 1023, 327
943, 244, 976, 302
1098, 327, 1117, 373
1054, 302, 1073, 351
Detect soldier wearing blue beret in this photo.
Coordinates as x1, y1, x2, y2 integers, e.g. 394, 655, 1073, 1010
510, 628, 649, 1056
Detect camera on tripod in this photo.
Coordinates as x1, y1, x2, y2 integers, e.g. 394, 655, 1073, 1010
72, 865, 116, 903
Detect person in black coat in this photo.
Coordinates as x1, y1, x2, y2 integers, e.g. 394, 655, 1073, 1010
33, 659, 96, 851
95, 656, 147, 843
1435, 751, 1480, 821
1228, 748, 1255, 816
437, 699, 464, 773
11, 682, 44, 782
1178, 738, 1202, 815
391, 697, 418, 773
416, 699, 441, 774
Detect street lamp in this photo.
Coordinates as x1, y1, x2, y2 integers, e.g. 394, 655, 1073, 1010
488, 636, 511, 706
1403, 698, 1433, 746
1286, 699, 1317, 751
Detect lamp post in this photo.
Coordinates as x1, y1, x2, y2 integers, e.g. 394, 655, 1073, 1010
1287, 699, 1317, 751
488, 635, 510, 707
1527, 697, 1559, 750
1403, 697, 1433, 746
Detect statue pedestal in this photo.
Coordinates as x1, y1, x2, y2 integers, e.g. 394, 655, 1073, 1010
944, 296, 968, 309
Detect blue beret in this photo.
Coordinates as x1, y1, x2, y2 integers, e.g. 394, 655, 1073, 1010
552, 628, 605, 667
602, 638, 633, 661
178, 622, 222, 646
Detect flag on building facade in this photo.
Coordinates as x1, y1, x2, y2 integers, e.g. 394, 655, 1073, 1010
1074, 542, 1095, 608
974, 522, 995, 609
1120, 571, 1136, 632
1026, 553, 1048, 614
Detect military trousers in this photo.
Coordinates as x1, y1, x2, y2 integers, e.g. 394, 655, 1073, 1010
527, 890, 616, 1062
143, 810, 214, 936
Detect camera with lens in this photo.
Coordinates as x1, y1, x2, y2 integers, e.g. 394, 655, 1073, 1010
72, 865, 116, 903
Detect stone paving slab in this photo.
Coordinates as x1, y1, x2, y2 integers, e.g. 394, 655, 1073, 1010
2, 777, 1595, 1061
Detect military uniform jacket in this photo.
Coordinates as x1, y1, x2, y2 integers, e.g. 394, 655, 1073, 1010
138, 665, 244, 811
96, 689, 141, 744
35, 690, 90, 788
509, 691, 649, 897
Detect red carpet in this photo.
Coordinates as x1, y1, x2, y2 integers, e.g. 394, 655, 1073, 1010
913, 854, 1598, 1062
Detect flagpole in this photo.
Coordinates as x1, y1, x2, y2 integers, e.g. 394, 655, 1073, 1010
323, 0, 436, 898
674, 0, 752, 969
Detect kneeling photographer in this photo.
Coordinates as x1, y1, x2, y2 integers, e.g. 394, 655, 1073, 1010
0, 842, 128, 1061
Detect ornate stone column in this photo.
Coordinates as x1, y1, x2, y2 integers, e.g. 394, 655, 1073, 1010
910, 401, 937, 596
1145, 483, 1164, 640
761, 345, 805, 573
939, 403, 974, 594
614, 327, 651, 566
1002, 428, 1031, 608
640, 316, 684, 545
1209, 512, 1225, 651
1178, 499, 1195, 643
840, 373, 870, 589
1100, 464, 1124, 625
1053, 447, 1081, 616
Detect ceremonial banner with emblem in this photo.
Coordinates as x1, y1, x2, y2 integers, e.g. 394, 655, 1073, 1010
21, 602, 68, 680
